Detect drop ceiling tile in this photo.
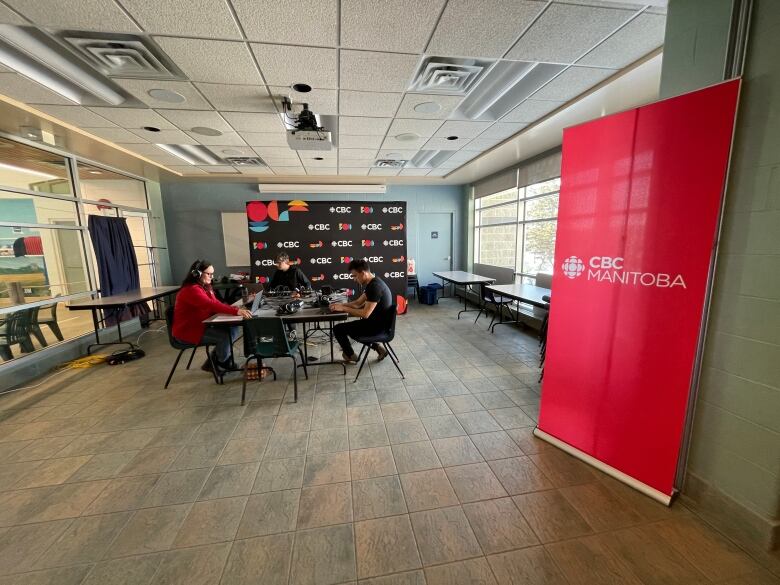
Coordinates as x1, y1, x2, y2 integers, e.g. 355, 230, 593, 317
427, 0, 546, 58
433, 120, 492, 139
339, 135, 383, 149
338, 117, 391, 136
232, 0, 338, 46
36, 106, 117, 128
272, 167, 308, 175
578, 13, 666, 69
188, 131, 247, 146
129, 128, 199, 143
339, 148, 377, 161
380, 135, 428, 150
157, 110, 232, 133
270, 87, 337, 115
303, 157, 337, 167
338, 168, 370, 176
399, 168, 431, 176
376, 149, 418, 160
165, 165, 207, 175
198, 165, 240, 174
4, 0, 140, 32
252, 146, 299, 158
144, 154, 190, 166
339, 91, 402, 117
0, 73, 76, 106
477, 122, 526, 140
82, 127, 148, 143
0, 4, 27, 24
368, 168, 400, 176
237, 165, 275, 175
532, 65, 615, 100
114, 80, 212, 110
223, 112, 285, 133
462, 137, 502, 151
252, 44, 337, 89
207, 146, 256, 157
89, 107, 177, 129
506, 3, 634, 63
307, 168, 338, 175
195, 83, 276, 113
422, 136, 471, 150
387, 118, 443, 137
427, 168, 449, 176
260, 157, 302, 167
340, 51, 419, 92
395, 93, 464, 119
119, 0, 242, 38
341, 0, 445, 52
501, 99, 563, 123
154, 37, 261, 85
239, 132, 289, 147
445, 149, 480, 163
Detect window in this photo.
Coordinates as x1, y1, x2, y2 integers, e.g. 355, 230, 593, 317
473, 177, 560, 281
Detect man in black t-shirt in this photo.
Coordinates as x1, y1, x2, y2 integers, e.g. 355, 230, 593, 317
269, 252, 311, 292
330, 259, 393, 363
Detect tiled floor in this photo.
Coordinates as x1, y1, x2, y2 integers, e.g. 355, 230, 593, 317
0, 298, 777, 585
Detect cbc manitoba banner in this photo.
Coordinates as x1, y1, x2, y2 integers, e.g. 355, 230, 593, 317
247, 200, 408, 298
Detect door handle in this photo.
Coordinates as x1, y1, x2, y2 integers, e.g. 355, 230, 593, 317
445, 256, 451, 261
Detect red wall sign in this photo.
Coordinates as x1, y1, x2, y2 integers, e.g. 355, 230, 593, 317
538, 79, 740, 500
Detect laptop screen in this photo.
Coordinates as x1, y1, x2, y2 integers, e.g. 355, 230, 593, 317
250, 290, 263, 313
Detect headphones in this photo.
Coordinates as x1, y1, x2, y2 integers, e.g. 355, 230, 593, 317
190, 259, 203, 279
277, 300, 304, 315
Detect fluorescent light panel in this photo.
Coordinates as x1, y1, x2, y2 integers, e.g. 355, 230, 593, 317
410, 150, 454, 168
156, 144, 222, 165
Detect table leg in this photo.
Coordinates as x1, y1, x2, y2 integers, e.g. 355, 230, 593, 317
86, 307, 135, 355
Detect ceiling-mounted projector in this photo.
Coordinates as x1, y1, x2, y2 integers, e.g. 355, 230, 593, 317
282, 97, 332, 151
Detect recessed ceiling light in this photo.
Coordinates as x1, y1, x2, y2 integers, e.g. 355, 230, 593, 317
157, 144, 222, 165
413, 102, 442, 114
190, 126, 222, 137
88, 170, 102, 175
142, 126, 160, 132
147, 88, 186, 103
313, 156, 324, 160
396, 133, 419, 142
446, 136, 459, 141
292, 83, 312, 93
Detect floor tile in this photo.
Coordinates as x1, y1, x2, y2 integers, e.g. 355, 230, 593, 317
303, 451, 351, 486
488, 407, 534, 430
348, 405, 383, 426
68, 451, 139, 482
559, 482, 644, 532
264, 432, 309, 459
473, 391, 516, 410
118, 446, 179, 477
350, 446, 397, 480
290, 523, 356, 585
456, 411, 503, 434
444, 395, 483, 414
421, 415, 466, 439
410, 506, 482, 566
297, 482, 352, 529
83, 474, 160, 514
308, 428, 349, 454
445, 462, 507, 503
252, 457, 304, 493
400, 469, 459, 512
412, 399, 451, 418
488, 457, 553, 495
172, 496, 246, 547
107, 504, 190, 557
80, 553, 164, 585
0, 519, 72, 574
274, 412, 312, 433
359, 570, 426, 585
236, 489, 300, 538
149, 542, 231, 585
505, 428, 553, 455
544, 535, 644, 585
348, 423, 389, 449
356, 515, 422, 579
220, 532, 293, 585
527, 451, 599, 487
462, 497, 538, 554
352, 475, 407, 521
392, 441, 441, 474
199, 462, 260, 500
425, 558, 498, 585
346, 390, 379, 407
35, 512, 131, 569
432, 436, 484, 467
142, 468, 209, 507
217, 437, 268, 465
386, 419, 428, 444
487, 546, 569, 585
513, 490, 593, 543
13, 455, 92, 489
380, 402, 418, 422
376, 388, 411, 404
0, 565, 92, 585
470, 431, 524, 460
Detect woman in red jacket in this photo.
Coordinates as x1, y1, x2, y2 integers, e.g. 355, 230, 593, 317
172, 259, 251, 371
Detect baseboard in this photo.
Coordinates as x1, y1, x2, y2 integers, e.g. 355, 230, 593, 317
682, 472, 780, 553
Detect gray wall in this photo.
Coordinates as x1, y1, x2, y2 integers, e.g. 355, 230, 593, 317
160, 182, 468, 285
662, 0, 780, 551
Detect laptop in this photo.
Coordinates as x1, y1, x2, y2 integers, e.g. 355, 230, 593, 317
249, 290, 264, 315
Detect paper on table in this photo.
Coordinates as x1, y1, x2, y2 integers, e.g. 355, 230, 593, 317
211, 314, 242, 322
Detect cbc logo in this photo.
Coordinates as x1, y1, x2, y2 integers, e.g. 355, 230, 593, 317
384, 271, 405, 278
310, 258, 332, 265
382, 206, 403, 213
590, 256, 624, 269
308, 223, 330, 231
361, 240, 375, 247
383, 239, 404, 247
309, 241, 324, 248
361, 223, 382, 230
277, 241, 299, 248
331, 240, 352, 247
333, 273, 353, 281
364, 256, 384, 263
329, 206, 351, 213
561, 256, 585, 279
253, 242, 269, 250
338, 223, 352, 231
360, 206, 373, 214
311, 274, 325, 282
256, 259, 275, 267
340, 256, 354, 263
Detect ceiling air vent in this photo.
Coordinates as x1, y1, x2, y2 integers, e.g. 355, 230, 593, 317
409, 57, 493, 95
59, 32, 184, 80
224, 157, 266, 167
374, 159, 407, 168
409, 150, 454, 169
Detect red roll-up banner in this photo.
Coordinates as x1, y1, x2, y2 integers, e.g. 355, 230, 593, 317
537, 79, 741, 502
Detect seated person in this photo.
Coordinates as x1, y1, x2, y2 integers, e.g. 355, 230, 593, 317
329, 259, 392, 363
269, 253, 311, 295
172, 259, 252, 372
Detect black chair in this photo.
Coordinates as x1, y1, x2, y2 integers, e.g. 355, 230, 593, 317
539, 294, 551, 381
27, 306, 47, 347
242, 317, 308, 405
34, 298, 64, 342
474, 284, 512, 330
163, 306, 219, 389
352, 304, 404, 383
0, 309, 35, 361
406, 275, 419, 299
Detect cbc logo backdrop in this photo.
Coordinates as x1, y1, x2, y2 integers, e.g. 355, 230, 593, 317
562, 256, 585, 279
248, 200, 407, 298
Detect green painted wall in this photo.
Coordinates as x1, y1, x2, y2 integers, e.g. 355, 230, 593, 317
662, 0, 780, 539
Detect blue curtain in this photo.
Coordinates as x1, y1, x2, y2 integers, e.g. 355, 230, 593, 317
88, 215, 149, 325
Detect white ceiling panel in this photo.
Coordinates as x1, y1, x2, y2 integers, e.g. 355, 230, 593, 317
35, 106, 117, 128
376, 149, 418, 159
339, 135, 384, 149
89, 107, 176, 129
0, 4, 27, 24
271, 87, 337, 115
532, 66, 616, 101
399, 168, 431, 176
188, 131, 247, 146
501, 99, 563, 123
423, 136, 471, 150
302, 157, 337, 167
308, 168, 338, 175
129, 128, 199, 143
578, 13, 666, 69
339, 148, 377, 161
433, 120, 492, 139
4, 0, 141, 32
252, 44, 337, 89
395, 94, 464, 120
239, 132, 289, 147
340, 51, 420, 92
387, 118, 443, 137
82, 127, 148, 143
262, 158, 302, 167
154, 37, 261, 85
118, 0, 242, 38
338, 168, 370, 176
195, 83, 276, 113
237, 166, 275, 175
0, 73, 76, 106
338, 117, 391, 136
341, 0, 446, 53
427, 169, 449, 176
222, 112, 285, 133
339, 91, 402, 117
273, 167, 308, 175
427, 0, 546, 58
477, 122, 527, 140
207, 146, 256, 157
251, 146, 300, 158
157, 110, 232, 132
380, 135, 428, 150
368, 168, 400, 176
198, 165, 239, 174
114, 80, 212, 110
462, 137, 502, 151
232, 0, 338, 46
506, 3, 634, 63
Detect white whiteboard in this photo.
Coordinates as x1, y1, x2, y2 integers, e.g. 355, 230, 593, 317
221, 212, 250, 267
